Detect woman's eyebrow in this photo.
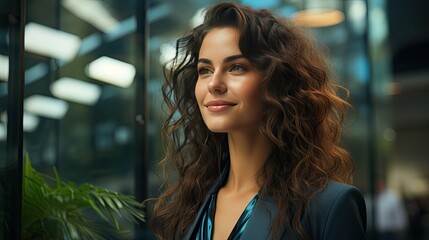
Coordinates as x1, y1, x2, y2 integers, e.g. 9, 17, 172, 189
197, 54, 245, 65
197, 58, 212, 64
223, 54, 245, 63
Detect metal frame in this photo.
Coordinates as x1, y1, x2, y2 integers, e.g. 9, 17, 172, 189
3, 0, 26, 239
134, 0, 150, 238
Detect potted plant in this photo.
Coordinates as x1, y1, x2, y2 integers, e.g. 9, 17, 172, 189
21, 154, 145, 239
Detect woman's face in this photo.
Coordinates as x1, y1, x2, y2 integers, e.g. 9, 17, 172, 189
195, 27, 266, 134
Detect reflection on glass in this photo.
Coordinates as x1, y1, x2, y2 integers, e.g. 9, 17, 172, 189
0, 123, 5, 141
50, 77, 101, 105
20, 0, 145, 237
0, 54, 8, 81
24, 95, 69, 119
86, 56, 135, 88
62, 0, 119, 32
24, 22, 81, 61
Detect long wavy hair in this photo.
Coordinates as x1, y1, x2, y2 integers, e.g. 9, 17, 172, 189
152, 2, 354, 239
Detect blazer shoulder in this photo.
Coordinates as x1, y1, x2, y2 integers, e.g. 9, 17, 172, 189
314, 180, 363, 206
308, 180, 367, 240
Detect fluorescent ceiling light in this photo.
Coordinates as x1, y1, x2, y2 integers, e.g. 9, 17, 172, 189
0, 123, 5, 141
23, 112, 40, 132
86, 56, 135, 88
51, 77, 101, 105
25, 22, 81, 61
347, 1, 366, 35
0, 54, 8, 81
348, 0, 366, 24
24, 95, 69, 119
62, 0, 119, 32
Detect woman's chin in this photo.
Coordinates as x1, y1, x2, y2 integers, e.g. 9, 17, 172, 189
206, 126, 229, 133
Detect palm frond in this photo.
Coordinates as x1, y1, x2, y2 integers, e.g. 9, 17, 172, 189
22, 155, 145, 240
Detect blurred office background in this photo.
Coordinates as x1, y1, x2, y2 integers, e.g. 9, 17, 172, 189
1, 0, 428, 239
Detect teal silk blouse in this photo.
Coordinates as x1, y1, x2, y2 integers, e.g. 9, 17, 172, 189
193, 192, 259, 240
184, 160, 367, 240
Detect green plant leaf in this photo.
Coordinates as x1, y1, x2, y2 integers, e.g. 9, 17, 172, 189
20, 155, 145, 240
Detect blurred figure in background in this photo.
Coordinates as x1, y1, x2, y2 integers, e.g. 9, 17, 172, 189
370, 177, 408, 240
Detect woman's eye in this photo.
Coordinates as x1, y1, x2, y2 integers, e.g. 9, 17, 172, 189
230, 64, 246, 72
198, 68, 211, 76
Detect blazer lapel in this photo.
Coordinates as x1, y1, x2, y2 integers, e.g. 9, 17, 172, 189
239, 196, 279, 240
182, 163, 230, 239
182, 162, 282, 240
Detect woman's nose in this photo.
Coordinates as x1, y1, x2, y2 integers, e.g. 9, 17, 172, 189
208, 72, 227, 94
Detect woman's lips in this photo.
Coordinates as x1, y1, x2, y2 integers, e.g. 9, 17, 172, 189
205, 100, 237, 112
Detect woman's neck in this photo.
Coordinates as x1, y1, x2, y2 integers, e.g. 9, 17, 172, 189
225, 131, 270, 194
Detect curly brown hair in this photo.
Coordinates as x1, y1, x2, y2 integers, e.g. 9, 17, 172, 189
152, 2, 354, 239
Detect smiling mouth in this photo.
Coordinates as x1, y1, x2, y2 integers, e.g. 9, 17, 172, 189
205, 100, 237, 112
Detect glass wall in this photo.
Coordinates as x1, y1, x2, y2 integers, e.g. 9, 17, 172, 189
23, 0, 143, 189
1, 0, 150, 239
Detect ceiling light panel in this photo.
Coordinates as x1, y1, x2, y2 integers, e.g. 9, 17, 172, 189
86, 56, 135, 88
51, 77, 101, 105
25, 22, 81, 61
62, 0, 119, 32
0, 54, 8, 81
0, 123, 5, 141
24, 95, 69, 119
23, 112, 40, 132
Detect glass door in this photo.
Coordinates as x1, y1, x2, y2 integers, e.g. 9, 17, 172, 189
1, 0, 151, 239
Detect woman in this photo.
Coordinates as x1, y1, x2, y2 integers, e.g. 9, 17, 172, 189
152, 2, 366, 240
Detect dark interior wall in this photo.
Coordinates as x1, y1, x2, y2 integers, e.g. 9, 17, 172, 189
388, 0, 429, 74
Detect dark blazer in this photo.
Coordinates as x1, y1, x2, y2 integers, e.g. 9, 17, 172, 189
183, 165, 367, 240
